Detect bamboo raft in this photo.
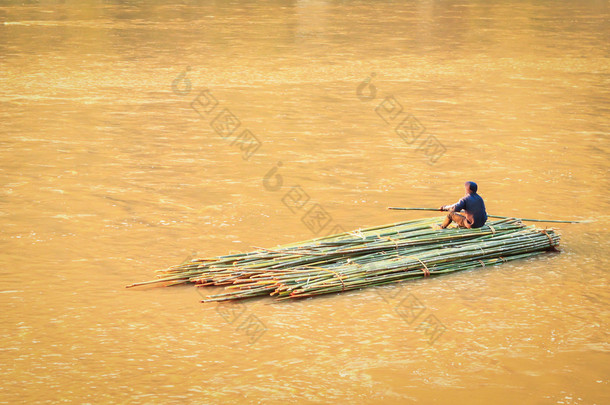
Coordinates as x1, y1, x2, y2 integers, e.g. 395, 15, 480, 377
127, 216, 560, 302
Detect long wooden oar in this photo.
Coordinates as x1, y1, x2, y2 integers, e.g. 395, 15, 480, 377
387, 207, 588, 224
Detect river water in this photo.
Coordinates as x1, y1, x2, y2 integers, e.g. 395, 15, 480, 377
1, 1, 609, 403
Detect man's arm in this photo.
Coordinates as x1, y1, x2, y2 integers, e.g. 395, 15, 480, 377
440, 197, 467, 212
452, 197, 467, 212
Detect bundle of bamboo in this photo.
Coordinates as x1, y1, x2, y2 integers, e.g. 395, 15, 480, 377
127, 216, 560, 302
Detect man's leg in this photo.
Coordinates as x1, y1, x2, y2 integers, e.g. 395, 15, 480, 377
451, 212, 472, 228
441, 212, 471, 229
440, 213, 453, 228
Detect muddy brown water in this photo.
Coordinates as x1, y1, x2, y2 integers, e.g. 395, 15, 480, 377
1, 1, 609, 403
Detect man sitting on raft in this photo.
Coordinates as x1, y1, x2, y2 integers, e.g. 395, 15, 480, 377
439, 181, 487, 229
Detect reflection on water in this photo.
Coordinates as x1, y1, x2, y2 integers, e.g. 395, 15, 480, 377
1, 0, 609, 403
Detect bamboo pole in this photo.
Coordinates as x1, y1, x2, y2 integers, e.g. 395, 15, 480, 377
387, 207, 587, 224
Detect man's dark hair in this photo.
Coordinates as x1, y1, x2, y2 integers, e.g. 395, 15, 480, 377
465, 181, 478, 193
